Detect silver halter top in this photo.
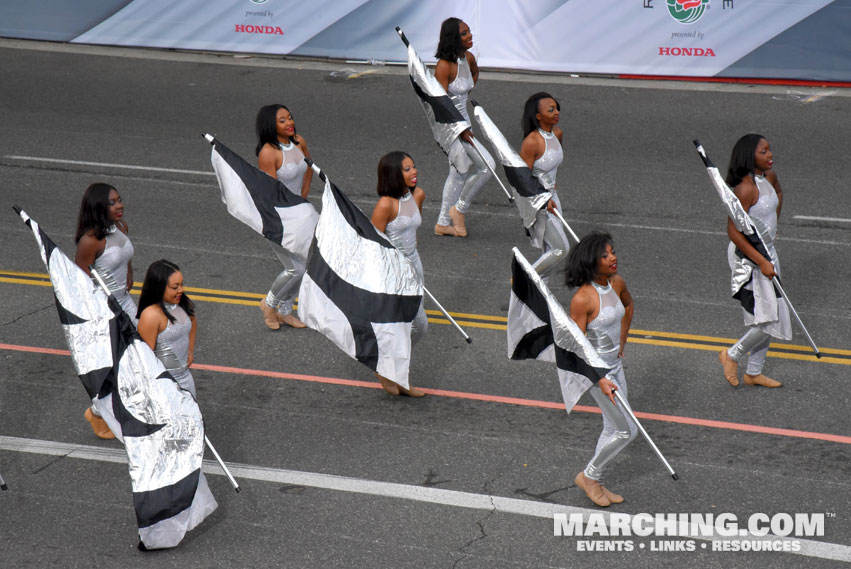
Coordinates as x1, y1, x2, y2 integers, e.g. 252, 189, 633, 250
153, 303, 192, 373
384, 192, 423, 280
275, 140, 307, 196
447, 56, 474, 122
749, 175, 779, 247
92, 225, 134, 294
585, 280, 625, 367
532, 129, 563, 191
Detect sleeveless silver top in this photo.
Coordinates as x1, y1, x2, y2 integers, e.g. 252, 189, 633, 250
749, 175, 779, 246
585, 280, 625, 367
384, 192, 423, 280
153, 304, 192, 373
447, 56, 474, 123
92, 225, 134, 293
276, 141, 307, 196
532, 129, 563, 191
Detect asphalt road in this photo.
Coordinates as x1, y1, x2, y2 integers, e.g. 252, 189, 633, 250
1, 39, 850, 568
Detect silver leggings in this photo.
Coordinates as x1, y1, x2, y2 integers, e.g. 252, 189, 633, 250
584, 368, 638, 481
531, 212, 570, 283
437, 138, 494, 225
266, 245, 306, 316
727, 328, 771, 375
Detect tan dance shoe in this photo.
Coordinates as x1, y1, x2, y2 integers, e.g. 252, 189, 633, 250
84, 408, 115, 439
743, 373, 782, 388
434, 223, 459, 237
259, 299, 280, 330
448, 205, 467, 237
575, 472, 610, 507
277, 313, 307, 329
399, 385, 426, 398
601, 485, 624, 504
375, 373, 400, 396
718, 349, 739, 386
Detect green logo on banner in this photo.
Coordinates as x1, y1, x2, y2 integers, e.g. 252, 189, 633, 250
667, 0, 709, 24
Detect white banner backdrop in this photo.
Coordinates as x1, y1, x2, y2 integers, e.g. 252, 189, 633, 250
1, 0, 848, 81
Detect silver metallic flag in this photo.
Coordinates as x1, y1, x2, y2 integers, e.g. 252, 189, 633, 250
396, 27, 470, 155
471, 101, 552, 229
297, 173, 423, 389
507, 248, 610, 413
206, 134, 318, 263
16, 207, 217, 549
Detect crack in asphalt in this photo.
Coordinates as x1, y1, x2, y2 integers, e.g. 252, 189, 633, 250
2, 303, 53, 326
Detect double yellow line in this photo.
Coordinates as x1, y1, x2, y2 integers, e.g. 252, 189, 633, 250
2, 270, 848, 365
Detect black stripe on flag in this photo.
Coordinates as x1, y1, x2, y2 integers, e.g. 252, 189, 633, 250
409, 77, 466, 125
306, 238, 421, 369
213, 139, 308, 245
134, 468, 200, 528
329, 181, 395, 248
555, 347, 609, 384
503, 165, 548, 198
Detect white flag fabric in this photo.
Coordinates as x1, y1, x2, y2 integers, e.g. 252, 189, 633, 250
17, 207, 217, 549
207, 134, 318, 263
297, 174, 422, 389
507, 248, 610, 413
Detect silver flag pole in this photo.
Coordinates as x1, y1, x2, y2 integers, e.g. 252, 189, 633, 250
0, 471, 7, 491
91, 267, 241, 493
468, 137, 515, 204
424, 287, 472, 344
613, 389, 678, 480
551, 208, 581, 243
204, 436, 241, 493
771, 277, 820, 357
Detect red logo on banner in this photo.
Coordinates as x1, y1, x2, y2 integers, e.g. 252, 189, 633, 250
234, 24, 284, 35
658, 46, 716, 56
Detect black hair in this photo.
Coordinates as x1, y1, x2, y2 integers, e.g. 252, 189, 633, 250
521, 92, 560, 138
376, 151, 414, 199
255, 104, 296, 156
75, 183, 119, 244
725, 133, 765, 187
434, 17, 465, 61
564, 231, 614, 288
136, 259, 195, 323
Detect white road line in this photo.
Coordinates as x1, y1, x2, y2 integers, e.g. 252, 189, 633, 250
4, 155, 214, 176
794, 215, 851, 224
1, 435, 848, 563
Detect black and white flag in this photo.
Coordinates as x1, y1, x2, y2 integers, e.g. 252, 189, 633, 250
206, 134, 318, 263
507, 248, 610, 412
396, 27, 470, 155
297, 174, 423, 389
471, 101, 552, 230
16, 207, 217, 549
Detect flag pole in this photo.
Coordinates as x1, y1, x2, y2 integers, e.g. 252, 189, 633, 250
468, 137, 515, 204
692, 140, 821, 358
771, 277, 821, 357
90, 267, 242, 493
204, 436, 241, 493
423, 287, 472, 344
613, 389, 678, 481
0, 471, 7, 491
551, 208, 581, 243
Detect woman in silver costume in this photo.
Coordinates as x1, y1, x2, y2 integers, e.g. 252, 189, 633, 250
519, 92, 571, 283
75, 182, 136, 440
433, 17, 494, 237
369, 151, 428, 397
256, 103, 315, 330
567, 231, 637, 507
137, 260, 198, 398
718, 134, 789, 388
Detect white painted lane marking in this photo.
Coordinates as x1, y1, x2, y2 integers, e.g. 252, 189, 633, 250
4, 155, 214, 176
794, 215, 851, 224
1, 435, 849, 562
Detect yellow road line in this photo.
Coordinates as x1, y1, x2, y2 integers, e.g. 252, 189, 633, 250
2, 270, 847, 364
